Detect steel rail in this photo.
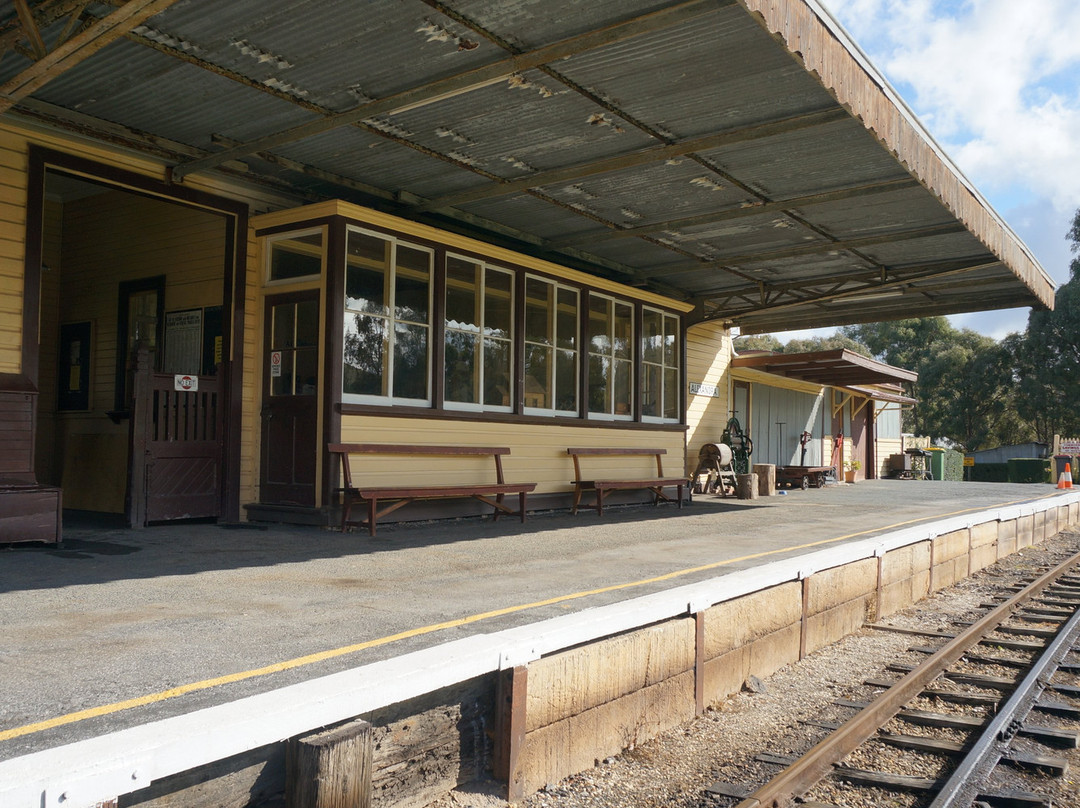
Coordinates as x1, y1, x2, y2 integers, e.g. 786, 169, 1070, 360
928, 589, 1080, 807
733, 550, 1080, 808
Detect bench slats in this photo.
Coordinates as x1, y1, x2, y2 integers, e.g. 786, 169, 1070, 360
566, 448, 686, 516
329, 444, 534, 536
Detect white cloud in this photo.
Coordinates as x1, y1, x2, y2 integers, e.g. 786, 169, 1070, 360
818, 0, 1080, 316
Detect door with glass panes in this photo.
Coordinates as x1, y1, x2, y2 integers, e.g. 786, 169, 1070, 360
260, 292, 319, 506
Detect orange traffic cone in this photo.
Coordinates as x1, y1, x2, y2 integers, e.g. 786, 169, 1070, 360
1057, 462, 1074, 490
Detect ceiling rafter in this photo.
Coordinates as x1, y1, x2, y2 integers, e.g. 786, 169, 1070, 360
551, 177, 920, 248
418, 107, 847, 212
0, 0, 180, 112
13, 0, 47, 59
168, 0, 724, 182
415, 0, 779, 213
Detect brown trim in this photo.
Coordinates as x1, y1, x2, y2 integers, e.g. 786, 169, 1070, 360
255, 217, 336, 239
23, 152, 44, 385
513, 266, 527, 416
679, 312, 688, 427
287, 212, 687, 315
25, 145, 250, 522
337, 402, 688, 431
432, 246, 448, 410
322, 216, 346, 510
30, 146, 250, 216
632, 302, 644, 423
223, 209, 247, 522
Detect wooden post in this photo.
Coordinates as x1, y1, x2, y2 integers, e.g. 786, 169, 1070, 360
494, 666, 528, 802
694, 611, 706, 715
735, 473, 758, 500
125, 344, 152, 529
286, 719, 373, 808
752, 464, 775, 496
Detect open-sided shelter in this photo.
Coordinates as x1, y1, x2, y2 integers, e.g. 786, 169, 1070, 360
0, 0, 1055, 532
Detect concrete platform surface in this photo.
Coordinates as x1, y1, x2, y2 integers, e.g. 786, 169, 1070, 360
0, 480, 1072, 765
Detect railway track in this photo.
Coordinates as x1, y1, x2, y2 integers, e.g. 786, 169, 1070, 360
708, 549, 1080, 808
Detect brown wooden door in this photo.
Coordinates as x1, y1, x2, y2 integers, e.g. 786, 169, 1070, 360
260, 292, 320, 507
127, 345, 224, 526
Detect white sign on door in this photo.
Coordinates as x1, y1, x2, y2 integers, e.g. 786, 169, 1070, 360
270, 350, 282, 378
174, 374, 198, 392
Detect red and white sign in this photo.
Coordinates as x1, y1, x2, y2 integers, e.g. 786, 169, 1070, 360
270, 350, 282, 378
174, 374, 199, 392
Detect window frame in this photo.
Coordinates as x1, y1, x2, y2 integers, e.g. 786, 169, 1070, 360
640, 305, 682, 424
341, 225, 434, 407
442, 253, 516, 414
264, 227, 325, 285
328, 222, 686, 427
522, 273, 580, 418
586, 292, 635, 422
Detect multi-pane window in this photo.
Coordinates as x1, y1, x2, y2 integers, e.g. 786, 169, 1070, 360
330, 225, 682, 422
444, 256, 514, 411
642, 307, 680, 421
523, 276, 579, 415
268, 230, 323, 282
342, 227, 432, 404
587, 294, 633, 419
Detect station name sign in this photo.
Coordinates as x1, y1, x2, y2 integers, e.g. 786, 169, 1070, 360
689, 382, 720, 398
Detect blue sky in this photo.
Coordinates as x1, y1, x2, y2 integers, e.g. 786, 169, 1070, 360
774, 0, 1080, 342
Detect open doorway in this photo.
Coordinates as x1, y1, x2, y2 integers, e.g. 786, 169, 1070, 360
29, 151, 245, 526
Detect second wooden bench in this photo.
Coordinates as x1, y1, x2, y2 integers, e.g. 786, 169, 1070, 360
329, 444, 537, 536
566, 447, 687, 516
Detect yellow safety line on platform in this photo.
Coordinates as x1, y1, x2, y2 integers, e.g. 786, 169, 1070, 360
0, 492, 1064, 744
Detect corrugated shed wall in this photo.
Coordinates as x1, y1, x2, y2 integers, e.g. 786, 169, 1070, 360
750, 385, 824, 467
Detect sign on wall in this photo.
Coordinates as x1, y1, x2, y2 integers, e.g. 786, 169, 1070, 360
163, 309, 203, 375
689, 382, 720, 398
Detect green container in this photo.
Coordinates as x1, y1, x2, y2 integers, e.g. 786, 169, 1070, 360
1007, 457, 1052, 484
925, 447, 945, 481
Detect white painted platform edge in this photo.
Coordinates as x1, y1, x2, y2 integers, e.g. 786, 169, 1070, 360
3, 491, 1077, 807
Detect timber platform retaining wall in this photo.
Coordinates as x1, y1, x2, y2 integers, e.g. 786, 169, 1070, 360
3, 495, 1078, 808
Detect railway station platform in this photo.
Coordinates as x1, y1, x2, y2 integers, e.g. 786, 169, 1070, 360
2, 480, 1078, 808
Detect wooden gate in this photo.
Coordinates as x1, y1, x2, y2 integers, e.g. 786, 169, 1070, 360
128, 347, 223, 526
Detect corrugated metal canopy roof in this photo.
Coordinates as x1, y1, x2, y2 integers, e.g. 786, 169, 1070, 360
0, 0, 1056, 330
732, 348, 918, 387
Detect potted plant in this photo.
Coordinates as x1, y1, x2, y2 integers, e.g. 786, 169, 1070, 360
843, 459, 861, 483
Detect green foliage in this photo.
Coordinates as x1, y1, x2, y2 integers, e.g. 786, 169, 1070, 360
732, 334, 784, 353
1009, 212, 1080, 442
969, 463, 1010, 482
839, 319, 1032, 450
733, 333, 873, 356
1007, 458, 1052, 484
942, 449, 964, 482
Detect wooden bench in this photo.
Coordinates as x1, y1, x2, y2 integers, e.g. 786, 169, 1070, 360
328, 444, 537, 536
566, 447, 687, 516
